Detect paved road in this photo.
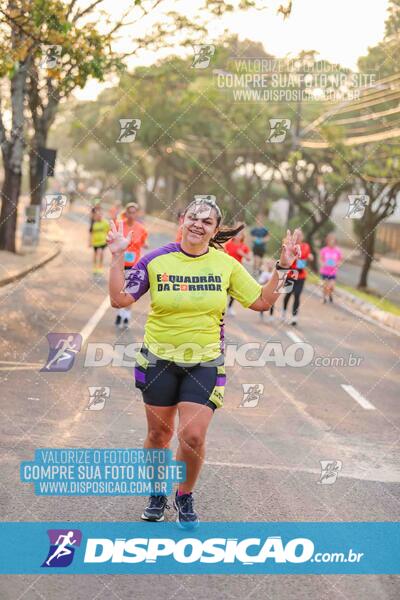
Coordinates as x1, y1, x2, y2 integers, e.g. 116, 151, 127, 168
0, 212, 399, 599
339, 260, 400, 305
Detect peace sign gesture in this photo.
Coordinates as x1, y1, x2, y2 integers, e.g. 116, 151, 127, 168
106, 220, 132, 255
279, 228, 302, 268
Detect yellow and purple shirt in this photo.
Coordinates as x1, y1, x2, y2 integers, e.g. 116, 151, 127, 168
126, 242, 262, 363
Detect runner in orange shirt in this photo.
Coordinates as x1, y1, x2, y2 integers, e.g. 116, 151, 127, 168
115, 202, 148, 328
175, 210, 184, 242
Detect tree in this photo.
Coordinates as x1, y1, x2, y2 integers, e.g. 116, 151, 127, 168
350, 146, 400, 290
0, 0, 277, 251
0, 0, 35, 251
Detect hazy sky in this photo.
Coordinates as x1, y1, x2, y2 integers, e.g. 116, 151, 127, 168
75, 0, 389, 100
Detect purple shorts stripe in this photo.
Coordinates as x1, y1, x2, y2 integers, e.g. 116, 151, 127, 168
134, 368, 146, 384
216, 375, 226, 386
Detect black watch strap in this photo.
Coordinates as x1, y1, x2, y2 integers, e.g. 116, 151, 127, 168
275, 261, 291, 271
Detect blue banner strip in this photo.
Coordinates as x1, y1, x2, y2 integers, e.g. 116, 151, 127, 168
0, 522, 399, 574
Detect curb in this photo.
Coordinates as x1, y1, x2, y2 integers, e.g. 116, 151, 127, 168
309, 282, 400, 335
0, 242, 62, 288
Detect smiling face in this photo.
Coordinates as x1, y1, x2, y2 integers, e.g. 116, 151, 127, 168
182, 202, 220, 246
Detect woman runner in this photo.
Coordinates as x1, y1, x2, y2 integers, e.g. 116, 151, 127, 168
320, 233, 343, 303
113, 202, 148, 328
89, 205, 109, 275
282, 229, 313, 326
107, 198, 300, 527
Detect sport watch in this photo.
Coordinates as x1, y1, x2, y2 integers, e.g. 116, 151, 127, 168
275, 261, 291, 271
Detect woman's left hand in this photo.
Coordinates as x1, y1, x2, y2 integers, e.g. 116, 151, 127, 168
279, 229, 301, 268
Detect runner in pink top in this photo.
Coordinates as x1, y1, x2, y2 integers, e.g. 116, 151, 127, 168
320, 233, 343, 303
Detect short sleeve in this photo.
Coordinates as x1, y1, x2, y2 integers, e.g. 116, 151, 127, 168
124, 257, 149, 300
228, 259, 262, 308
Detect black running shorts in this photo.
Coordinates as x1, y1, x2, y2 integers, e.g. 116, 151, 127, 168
252, 243, 266, 257
134, 346, 226, 410
93, 244, 107, 252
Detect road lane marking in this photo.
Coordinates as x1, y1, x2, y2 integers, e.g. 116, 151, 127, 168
0, 360, 42, 366
341, 384, 376, 410
58, 296, 111, 440
79, 295, 110, 344
285, 330, 303, 344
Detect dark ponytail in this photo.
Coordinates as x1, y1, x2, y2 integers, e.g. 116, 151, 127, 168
209, 222, 245, 249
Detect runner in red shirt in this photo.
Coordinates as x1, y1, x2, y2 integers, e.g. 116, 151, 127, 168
114, 202, 148, 328
282, 229, 313, 326
225, 226, 251, 316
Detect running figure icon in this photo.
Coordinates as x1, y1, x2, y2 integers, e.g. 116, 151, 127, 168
41, 529, 82, 568
41, 333, 82, 372
45, 531, 77, 566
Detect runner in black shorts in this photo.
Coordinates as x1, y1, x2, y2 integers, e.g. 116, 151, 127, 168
250, 220, 269, 276
108, 198, 300, 527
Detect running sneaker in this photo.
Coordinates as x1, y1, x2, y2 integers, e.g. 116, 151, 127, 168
173, 491, 199, 529
115, 315, 122, 326
141, 495, 169, 522
290, 316, 298, 326
227, 306, 236, 316
123, 318, 129, 327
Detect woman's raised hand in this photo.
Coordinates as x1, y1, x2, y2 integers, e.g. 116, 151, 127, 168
106, 220, 132, 255
279, 229, 301, 268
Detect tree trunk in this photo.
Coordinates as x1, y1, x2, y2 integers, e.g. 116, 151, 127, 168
0, 49, 30, 251
29, 128, 46, 205
0, 168, 22, 252
286, 197, 295, 225
358, 228, 376, 289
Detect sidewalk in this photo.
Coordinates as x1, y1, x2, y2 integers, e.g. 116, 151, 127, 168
341, 246, 400, 277
0, 226, 61, 287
